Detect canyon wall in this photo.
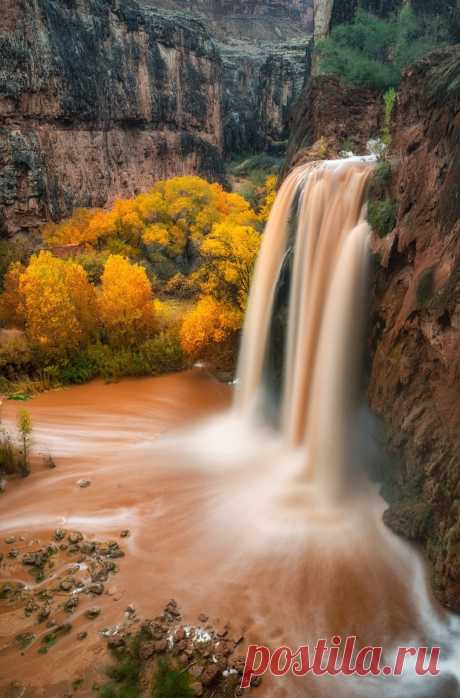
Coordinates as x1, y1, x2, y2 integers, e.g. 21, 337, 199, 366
0, 0, 224, 238
148, 0, 313, 154
0, 0, 313, 238
370, 46, 460, 611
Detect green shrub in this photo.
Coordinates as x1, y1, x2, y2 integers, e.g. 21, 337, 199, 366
317, 7, 450, 90
151, 661, 194, 698
73, 252, 109, 284
382, 88, 397, 146
371, 160, 393, 190
139, 332, 184, 375
368, 199, 397, 237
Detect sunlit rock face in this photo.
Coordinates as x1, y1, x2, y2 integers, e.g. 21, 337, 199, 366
0, 0, 226, 238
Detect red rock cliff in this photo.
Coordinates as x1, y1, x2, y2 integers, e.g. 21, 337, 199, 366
369, 46, 460, 611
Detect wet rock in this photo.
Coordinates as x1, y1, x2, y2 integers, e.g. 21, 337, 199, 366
77, 479, 91, 489
142, 621, 167, 641
59, 577, 75, 592
44, 455, 56, 469
164, 599, 181, 620
38, 605, 51, 622
87, 582, 104, 595
139, 642, 156, 660
120, 530, 130, 538
5, 537, 15, 545
24, 600, 38, 616
64, 596, 79, 613
153, 639, 168, 653
68, 531, 83, 545
190, 681, 203, 697
80, 541, 95, 555
8, 549, 19, 558
22, 550, 46, 567
126, 604, 136, 616
107, 635, 125, 649
85, 607, 101, 619
54, 529, 66, 541
176, 626, 186, 641
77, 631, 88, 641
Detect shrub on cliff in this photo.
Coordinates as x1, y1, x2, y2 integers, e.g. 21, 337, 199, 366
318, 7, 450, 90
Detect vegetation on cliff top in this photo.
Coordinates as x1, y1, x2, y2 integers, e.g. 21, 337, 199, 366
318, 6, 450, 90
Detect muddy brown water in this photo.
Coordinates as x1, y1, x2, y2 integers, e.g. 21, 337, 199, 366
0, 370, 456, 698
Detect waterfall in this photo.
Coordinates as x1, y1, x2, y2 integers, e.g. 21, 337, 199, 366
236, 158, 374, 495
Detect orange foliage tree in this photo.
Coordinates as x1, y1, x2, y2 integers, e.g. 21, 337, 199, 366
198, 221, 261, 311
19, 252, 97, 361
97, 255, 156, 347
180, 295, 242, 366
0, 261, 26, 327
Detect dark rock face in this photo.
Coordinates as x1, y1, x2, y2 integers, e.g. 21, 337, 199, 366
148, 0, 313, 155
0, 0, 224, 237
280, 74, 382, 177
369, 47, 460, 611
0, 0, 313, 237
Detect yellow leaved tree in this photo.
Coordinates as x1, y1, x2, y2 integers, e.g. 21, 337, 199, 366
258, 175, 277, 223
198, 222, 261, 311
97, 255, 156, 347
19, 252, 97, 361
180, 295, 242, 367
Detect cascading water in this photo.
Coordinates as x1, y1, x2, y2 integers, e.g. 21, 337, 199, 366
2, 159, 460, 697
236, 158, 374, 498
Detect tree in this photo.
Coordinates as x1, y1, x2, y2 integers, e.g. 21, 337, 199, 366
180, 295, 242, 360
97, 255, 156, 347
17, 408, 32, 477
198, 222, 261, 311
317, 7, 450, 90
19, 252, 97, 361
258, 175, 277, 223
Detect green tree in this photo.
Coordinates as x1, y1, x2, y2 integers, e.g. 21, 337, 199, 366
318, 7, 450, 90
17, 409, 32, 476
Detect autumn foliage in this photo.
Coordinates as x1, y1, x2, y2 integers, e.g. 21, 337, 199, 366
97, 255, 156, 347
0, 174, 276, 383
19, 252, 96, 361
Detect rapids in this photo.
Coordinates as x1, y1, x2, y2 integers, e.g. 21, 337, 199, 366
1, 160, 460, 697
